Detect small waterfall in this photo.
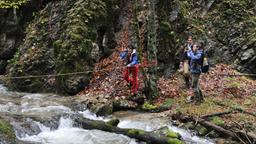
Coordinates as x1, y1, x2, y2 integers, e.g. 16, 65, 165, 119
79, 110, 110, 122
169, 126, 214, 144
19, 117, 137, 144
114, 111, 215, 144
0, 84, 8, 93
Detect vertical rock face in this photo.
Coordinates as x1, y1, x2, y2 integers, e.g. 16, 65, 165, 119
156, 0, 189, 77
4, 0, 124, 94
0, 1, 40, 75
0, 8, 21, 74
156, 0, 256, 75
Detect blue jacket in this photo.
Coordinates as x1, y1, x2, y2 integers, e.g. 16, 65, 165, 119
187, 50, 203, 74
120, 50, 139, 66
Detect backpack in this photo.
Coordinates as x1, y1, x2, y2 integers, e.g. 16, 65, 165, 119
201, 51, 209, 73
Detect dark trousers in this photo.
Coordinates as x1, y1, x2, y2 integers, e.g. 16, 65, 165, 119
191, 73, 203, 101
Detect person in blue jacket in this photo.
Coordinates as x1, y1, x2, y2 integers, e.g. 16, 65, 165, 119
120, 46, 139, 94
187, 42, 204, 104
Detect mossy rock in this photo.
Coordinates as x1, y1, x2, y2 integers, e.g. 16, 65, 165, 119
0, 118, 16, 143
127, 129, 145, 135
166, 131, 180, 139
184, 122, 195, 129
154, 126, 181, 139
207, 130, 220, 138
106, 119, 120, 126
198, 126, 209, 136
167, 138, 185, 144
91, 103, 113, 117
142, 102, 157, 110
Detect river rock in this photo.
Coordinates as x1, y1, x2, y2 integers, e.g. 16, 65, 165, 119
90, 102, 113, 117
241, 48, 255, 61
0, 60, 8, 74
0, 117, 17, 144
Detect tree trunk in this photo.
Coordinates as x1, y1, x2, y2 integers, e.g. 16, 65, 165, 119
75, 117, 183, 144
145, 0, 158, 101
172, 113, 256, 143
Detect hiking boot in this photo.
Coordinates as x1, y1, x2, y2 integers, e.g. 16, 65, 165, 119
199, 90, 204, 101
194, 96, 204, 105
127, 83, 132, 88
194, 98, 204, 105
186, 96, 195, 103
194, 100, 202, 105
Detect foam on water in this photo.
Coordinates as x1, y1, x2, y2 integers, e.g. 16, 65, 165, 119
19, 117, 137, 144
118, 120, 156, 132
21, 105, 72, 114
79, 110, 110, 122
0, 84, 7, 93
0, 102, 19, 113
169, 126, 215, 144
117, 117, 215, 144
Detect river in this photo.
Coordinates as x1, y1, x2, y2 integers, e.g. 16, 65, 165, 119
0, 84, 214, 144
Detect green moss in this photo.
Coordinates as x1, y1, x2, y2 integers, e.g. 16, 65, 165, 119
127, 129, 145, 135
225, 81, 241, 88
70, 33, 83, 40
166, 131, 179, 139
106, 119, 120, 126
211, 116, 225, 127
168, 138, 184, 144
161, 98, 174, 108
0, 119, 15, 140
94, 104, 113, 117
198, 126, 209, 136
142, 102, 157, 110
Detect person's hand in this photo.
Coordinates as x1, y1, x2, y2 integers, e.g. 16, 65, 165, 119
187, 50, 192, 57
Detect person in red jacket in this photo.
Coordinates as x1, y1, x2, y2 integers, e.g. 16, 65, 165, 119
120, 46, 139, 94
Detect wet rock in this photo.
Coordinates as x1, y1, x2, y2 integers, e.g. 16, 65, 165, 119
106, 119, 120, 126
113, 100, 138, 111
0, 8, 23, 68
0, 35, 16, 60
0, 117, 17, 144
154, 126, 181, 139
207, 130, 219, 138
63, 76, 89, 95
0, 60, 8, 74
241, 48, 255, 61
184, 122, 195, 129
90, 103, 113, 117
198, 126, 209, 136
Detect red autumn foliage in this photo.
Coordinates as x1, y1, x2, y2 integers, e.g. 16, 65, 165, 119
155, 64, 256, 105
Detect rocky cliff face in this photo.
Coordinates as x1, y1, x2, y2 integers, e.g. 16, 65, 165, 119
4, 0, 124, 94
0, 8, 22, 74
0, 1, 41, 75
156, 0, 256, 75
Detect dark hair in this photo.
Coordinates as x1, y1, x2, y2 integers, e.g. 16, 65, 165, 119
193, 42, 200, 47
128, 45, 136, 50
188, 31, 192, 37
